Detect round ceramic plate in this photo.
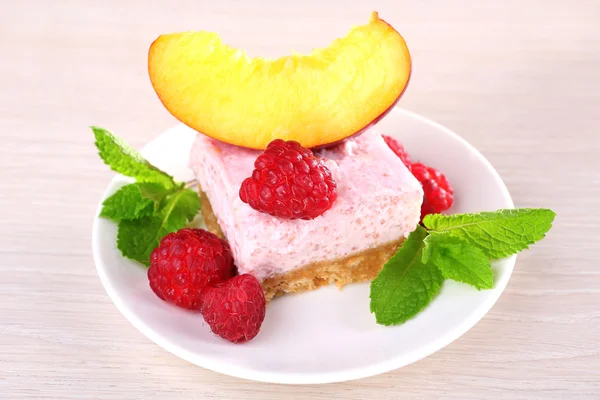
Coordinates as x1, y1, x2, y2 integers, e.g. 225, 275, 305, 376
92, 107, 515, 384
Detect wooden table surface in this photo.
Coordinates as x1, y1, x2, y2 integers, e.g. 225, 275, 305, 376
2, 1, 599, 398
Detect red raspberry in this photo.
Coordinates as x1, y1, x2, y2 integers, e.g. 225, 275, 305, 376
409, 162, 454, 219
148, 228, 234, 310
382, 135, 411, 166
239, 139, 337, 220
201, 274, 266, 343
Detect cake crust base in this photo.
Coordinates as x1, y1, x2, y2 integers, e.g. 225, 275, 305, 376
260, 240, 400, 302
199, 190, 401, 302
199, 190, 225, 239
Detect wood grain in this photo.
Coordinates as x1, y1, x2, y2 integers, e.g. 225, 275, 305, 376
1, 0, 599, 398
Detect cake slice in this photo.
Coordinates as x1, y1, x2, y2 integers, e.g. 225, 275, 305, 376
189, 128, 423, 300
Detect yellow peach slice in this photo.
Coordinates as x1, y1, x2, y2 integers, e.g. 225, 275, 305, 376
149, 12, 411, 149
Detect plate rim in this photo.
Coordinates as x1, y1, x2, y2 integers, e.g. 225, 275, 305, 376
92, 107, 515, 384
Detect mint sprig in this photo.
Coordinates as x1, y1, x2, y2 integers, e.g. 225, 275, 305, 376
93, 127, 201, 265
370, 208, 555, 325
92, 126, 176, 190
100, 182, 173, 221
423, 209, 556, 259
370, 226, 443, 326
117, 189, 200, 265
423, 233, 493, 290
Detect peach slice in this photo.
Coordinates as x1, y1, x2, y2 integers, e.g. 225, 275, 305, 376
148, 12, 411, 149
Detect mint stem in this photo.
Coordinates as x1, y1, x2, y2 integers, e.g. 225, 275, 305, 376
185, 179, 198, 189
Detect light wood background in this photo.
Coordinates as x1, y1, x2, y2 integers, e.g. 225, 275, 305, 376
1, 1, 599, 399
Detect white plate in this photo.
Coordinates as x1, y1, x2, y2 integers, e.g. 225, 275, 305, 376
92, 107, 515, 384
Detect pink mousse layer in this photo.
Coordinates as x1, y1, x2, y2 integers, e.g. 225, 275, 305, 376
189, 128, 423, 281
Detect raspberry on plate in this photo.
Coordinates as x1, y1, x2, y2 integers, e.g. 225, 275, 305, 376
148, 228, 234, 310
409, 162, 454, 219
382, 134, 411, 166
239, 139, 337, 220
201, 274, 267, 343
382, 135, 454, 219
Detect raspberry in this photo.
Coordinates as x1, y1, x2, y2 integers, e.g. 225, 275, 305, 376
382, 134, 411, 166
409, 162, 454, 219
239, 139, 337, 220
382, 134, 454, 219
201, 274, 266, 343
148, 228, 234, 310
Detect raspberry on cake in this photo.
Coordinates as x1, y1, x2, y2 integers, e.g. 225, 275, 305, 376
190, 129, 423, 301
240, 139, 337, 220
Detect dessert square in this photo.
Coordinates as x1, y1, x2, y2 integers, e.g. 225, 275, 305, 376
190, 128, 423, 299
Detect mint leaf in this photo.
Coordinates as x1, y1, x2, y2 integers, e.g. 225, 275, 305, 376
423, 208, 556, 259
423, 233, 493, 290
137, 181, 178, 205
158, 188, 201, 233
370, 226, 444, 326
116, 188, 201, 265
100, 182, 173, 221
92, 126, 176, 189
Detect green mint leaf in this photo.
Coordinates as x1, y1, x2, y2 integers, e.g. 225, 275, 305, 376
423, 233, 493, 290
370, 226, 444, 326
423, 208, 556, 259
116, 188, 201, 265
100, 182, 173, 221
137, 181, 179, 206
92, 126, 176, 189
